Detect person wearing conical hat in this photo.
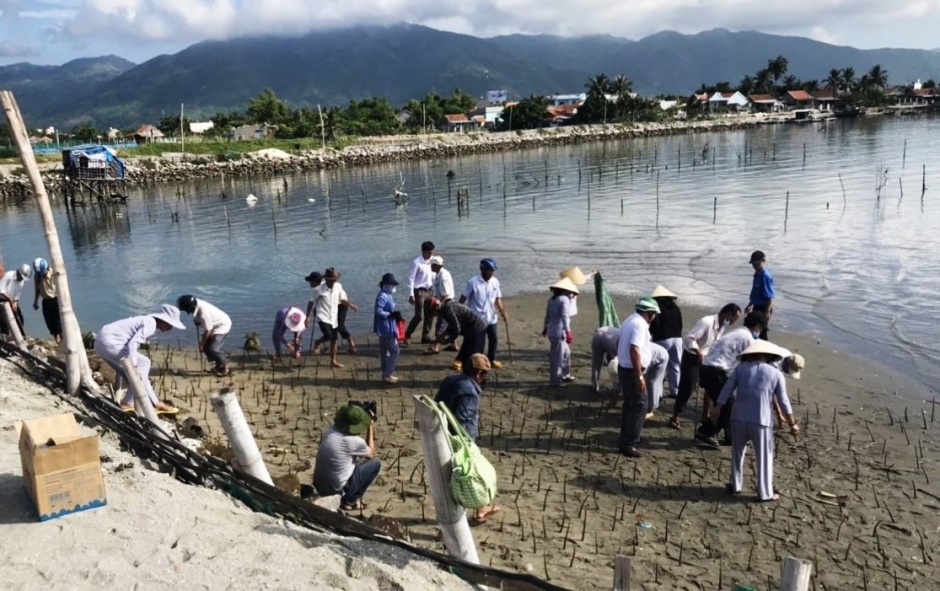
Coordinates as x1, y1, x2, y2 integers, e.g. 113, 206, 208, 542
708, 340, 799, 502
648, 285, 683, 401
694, 312, 766, 448
558, 267, 587, 317
542, 277, 579, 386
616, 297, 670, 458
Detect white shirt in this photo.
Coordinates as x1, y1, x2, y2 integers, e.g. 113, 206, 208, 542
703, 326, 755, 373
0, 270, 26, 302
194, 300, 232, 336
407, 255, 433, 292
95, 315, 157, 365
617, 312, 652, 369
432, 267, 455, 300
462, 275, 502, 325
310, 282, 346, 327
683, 314, 726, 357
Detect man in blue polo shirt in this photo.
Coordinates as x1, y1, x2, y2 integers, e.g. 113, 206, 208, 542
745, 250, 775, 340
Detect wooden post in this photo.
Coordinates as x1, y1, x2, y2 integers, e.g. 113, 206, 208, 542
119, 357, 168, 439
613, 554, 631, 590
0, 90, 97, 395
0, 301, 26, 349
413, 396, 479, 564
780, 556, 812, 591
211, 387, 273, 485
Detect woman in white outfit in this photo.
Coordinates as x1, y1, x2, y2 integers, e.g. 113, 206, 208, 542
94, 304, 186, 412
709, 340, 800, 502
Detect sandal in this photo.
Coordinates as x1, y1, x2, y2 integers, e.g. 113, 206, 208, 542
669, 415, 680, 430
472, 505, 501, 523
340, 501, 367, 511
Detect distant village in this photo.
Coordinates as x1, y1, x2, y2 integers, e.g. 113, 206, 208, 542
18, 61, 940, 151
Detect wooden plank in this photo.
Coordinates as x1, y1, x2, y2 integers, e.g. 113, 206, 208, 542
613, 554, 631, 591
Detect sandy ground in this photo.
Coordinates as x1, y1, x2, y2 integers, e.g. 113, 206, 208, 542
0, 355, 475, 591
10, 290, 940, 590
126, 291, 940, 591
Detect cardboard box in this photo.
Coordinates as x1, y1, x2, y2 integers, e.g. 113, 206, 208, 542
16, 412, 107, 521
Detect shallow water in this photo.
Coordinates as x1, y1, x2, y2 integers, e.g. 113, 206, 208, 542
1, 115, 939, 393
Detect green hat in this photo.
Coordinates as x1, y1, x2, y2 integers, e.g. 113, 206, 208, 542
334, 405, 371, 435
635, 296, 661, 314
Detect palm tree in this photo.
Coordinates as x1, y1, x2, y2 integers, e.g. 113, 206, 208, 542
841, 67, 857, 94
865, 64, 889, 91
610, 75, 633, 120
825, 68, 842, 94
754, 69, 773, 94
585, 73, 611, 99
782, 74, 799, 90
739, 75, 755, 95
767, 56, 789, 87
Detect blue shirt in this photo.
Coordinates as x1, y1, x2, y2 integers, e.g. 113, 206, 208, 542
373, 290, 397, 338
717, 361, 792, 428
434, 374, 482, 441
749, 267, 776, 306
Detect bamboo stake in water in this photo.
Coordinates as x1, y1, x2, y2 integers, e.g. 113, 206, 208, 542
902, 139, 907, 169
839, 173, 847, 214
784, 191, 790, 232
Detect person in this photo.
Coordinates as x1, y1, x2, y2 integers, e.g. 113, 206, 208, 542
590, 325, 620, 395
434, 352, 500, 522
429, 255, 456, 350
745, 250, 775, 340
542, 277, 579, 387
177, 294, 232, 377
0, 263, 31, 337
427, 297, 487, 372
616, 297, 669, 458
403, 240, 436, 346
459, 258, 508, 368
336, 299, 358, 355
271, 306, 307, 360
93, 304, 185, 413
649, 285, 683, 399
558, 267, 587, 317
31, 258, 62, 344
694, 311, 766, 448
710, 340, 799, 502
308, 267, 356, 368
669, 303, 742, 430
374, 273, 403, 384
313, 403, 380, 512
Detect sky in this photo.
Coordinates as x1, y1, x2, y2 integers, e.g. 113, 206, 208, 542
1, 0, 939, 66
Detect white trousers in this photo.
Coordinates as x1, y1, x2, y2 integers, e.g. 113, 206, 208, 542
729, 420, 775, 501
654, 337, 683, 397
646, 343, 668, 410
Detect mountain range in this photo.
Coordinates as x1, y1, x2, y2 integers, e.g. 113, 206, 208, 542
2, 23, 940, 129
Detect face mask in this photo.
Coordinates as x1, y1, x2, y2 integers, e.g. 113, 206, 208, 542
751, 330, 761, 339
722, 319, 731, 327
391, 287, 397, 294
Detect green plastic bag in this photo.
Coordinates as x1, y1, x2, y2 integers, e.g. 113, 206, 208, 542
437, 401, 498, 509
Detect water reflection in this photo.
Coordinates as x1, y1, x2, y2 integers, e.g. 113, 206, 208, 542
0, 116, 938, 391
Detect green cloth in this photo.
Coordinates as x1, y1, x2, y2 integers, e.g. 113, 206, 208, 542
594, 271, 620, 328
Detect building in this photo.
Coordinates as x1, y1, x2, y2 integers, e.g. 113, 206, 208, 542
547, 93, 586, 107
707, 91, 749, 112
784, 90, 815, 110
440, 114, 475, 133
231, 124, 274, 141
189, 121, 215, 134
747, 94, 784, 113
133, 124, 164, 145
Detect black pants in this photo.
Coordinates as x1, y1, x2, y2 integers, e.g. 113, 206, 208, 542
484, 322, 498, 362
41, 297, 62, 338
0, 302, 24, 336
673, 350, 700, 415
336, 304, 351, 340
405, 288, 433, 341
457, 330, 485, 366
697, 365, 733, 438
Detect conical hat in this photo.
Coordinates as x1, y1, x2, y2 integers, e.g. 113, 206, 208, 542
650, 284, 677, 299
550, 277, 580, 295
559, 266, 587, 285
737, 340, 788, 360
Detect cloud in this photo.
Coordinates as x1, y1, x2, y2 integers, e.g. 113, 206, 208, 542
0, 41, 37, 57
43, 0, 940, 51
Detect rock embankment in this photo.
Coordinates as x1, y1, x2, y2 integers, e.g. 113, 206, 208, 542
0, 117, 765, 200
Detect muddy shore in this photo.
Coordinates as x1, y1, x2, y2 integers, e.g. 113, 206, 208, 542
108, 292, 940, 591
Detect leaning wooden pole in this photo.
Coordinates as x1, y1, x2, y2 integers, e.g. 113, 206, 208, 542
211, 387, 273, 485
119, 356, 169, 440
0, 301, 26, 349
0, 90, 97, 395
414, 396, 479, 564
